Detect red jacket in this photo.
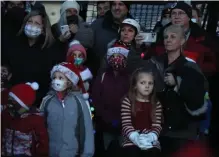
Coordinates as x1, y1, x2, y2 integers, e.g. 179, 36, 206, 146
1, 109, 49, 157
151, 22, 217, 76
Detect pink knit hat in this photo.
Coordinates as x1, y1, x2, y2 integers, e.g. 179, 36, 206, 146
67, 44, 87, 59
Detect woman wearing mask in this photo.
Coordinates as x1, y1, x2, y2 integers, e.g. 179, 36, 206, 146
2, 10, 62, 106
144, 25, 208, 157
92, 42, 130, 157
99, 18, 142, 75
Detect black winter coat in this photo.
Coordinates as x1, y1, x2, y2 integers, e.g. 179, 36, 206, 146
2, 34, 65, 106
148, 54, 207, 139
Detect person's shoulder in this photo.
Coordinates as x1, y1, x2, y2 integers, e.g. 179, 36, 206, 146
68, 92, 85, 101
90, 18, 104, 29
107, 38, 117, 48
183, 60, 205, 78
184, 60, 202, 72
39, 91, 56, 110
122, 96, 131, 104
190, 22, 205, 37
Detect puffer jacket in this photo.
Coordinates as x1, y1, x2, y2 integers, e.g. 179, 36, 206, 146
40, 90, 94, 157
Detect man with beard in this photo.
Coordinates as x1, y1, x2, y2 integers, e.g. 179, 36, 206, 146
150, 2, 218, 156
152, 1, 217, 75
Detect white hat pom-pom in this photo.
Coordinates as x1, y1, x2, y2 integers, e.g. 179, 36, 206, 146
83, 93, 89, 99
31, 82, 39, 90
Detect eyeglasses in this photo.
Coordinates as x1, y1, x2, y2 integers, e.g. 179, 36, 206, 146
171, 11, 186, 17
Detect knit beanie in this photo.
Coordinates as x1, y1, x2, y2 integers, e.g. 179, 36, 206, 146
67, 44, 87, 58
110, 1, 131, 10
170, 2, 192, 18
51, 62, 89, 99
9, 82, 39, 110
60, 1, 80, 15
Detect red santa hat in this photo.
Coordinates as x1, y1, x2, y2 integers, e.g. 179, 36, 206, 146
67, 44, 87, 63
50, 62, 89, 99
107, 43, 129, 59
9, 82, 39, 110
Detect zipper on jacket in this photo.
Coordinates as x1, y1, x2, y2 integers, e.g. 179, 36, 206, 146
61, 100, 65, 108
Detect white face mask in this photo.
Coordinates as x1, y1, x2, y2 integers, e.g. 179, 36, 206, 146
52, 79, 67, 92
161, 18, 171, 26
24, 24, 42, 38
191, 18, 197, 23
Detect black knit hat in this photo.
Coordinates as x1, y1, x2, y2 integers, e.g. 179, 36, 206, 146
170, 2, 192, 18
110, 1, 131, 10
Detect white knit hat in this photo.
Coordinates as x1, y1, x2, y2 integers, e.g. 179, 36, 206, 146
60, 1, 80, 15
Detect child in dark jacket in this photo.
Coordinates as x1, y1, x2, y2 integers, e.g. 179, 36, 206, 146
1, 82, 49, 157
40, 62, 94, 157
92, 43, 130, 152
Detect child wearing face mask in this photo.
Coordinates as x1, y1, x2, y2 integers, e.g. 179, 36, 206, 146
121, 68, 162, 157
1, 63, 12, 112
66, 42, 93, 118
92, 43, 130, 154
1, 82, 49, 157
39, 62, 94, 157
66, 42, 93, 92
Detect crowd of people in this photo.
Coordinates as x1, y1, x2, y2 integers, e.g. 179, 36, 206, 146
1, 1, 219, 157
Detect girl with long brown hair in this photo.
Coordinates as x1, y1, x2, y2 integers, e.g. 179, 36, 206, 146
121, 68, 162, 157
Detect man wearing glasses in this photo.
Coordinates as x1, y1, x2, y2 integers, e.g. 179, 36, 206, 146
153, 1, 217, 75
150, 2, 218, 156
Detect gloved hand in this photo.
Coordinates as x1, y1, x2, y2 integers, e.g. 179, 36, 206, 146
129, 131, 140, 146
138, 134, 153, 150
146, 132, 158, 143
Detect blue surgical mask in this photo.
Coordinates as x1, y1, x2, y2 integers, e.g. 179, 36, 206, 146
74, 57, 84, 66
